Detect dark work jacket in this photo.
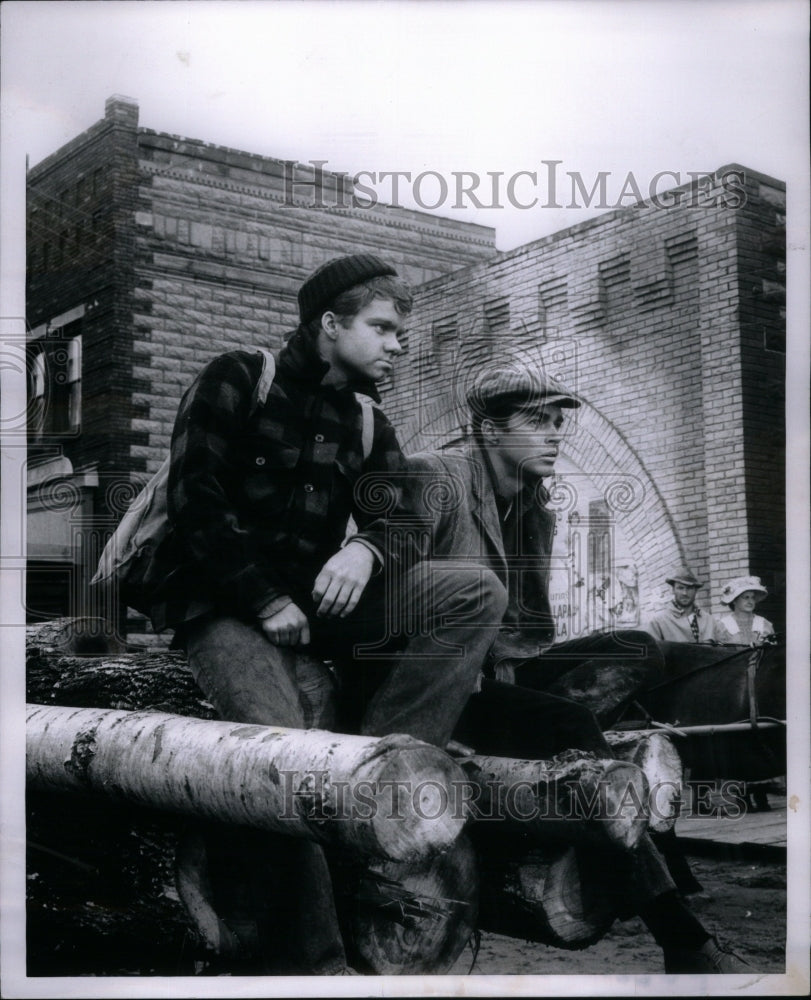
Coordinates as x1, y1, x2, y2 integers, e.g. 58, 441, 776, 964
405, 446, 557, 669
144, 329, 413, 632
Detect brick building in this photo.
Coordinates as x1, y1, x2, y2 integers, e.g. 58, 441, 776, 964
385, 167, 786, 632
24, 95, 495, 623
25, 95, 785, 635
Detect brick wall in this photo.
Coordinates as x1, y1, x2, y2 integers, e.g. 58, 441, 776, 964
27, 98, 496, 486
26, 100, 784, 630
26, 95, 142, 525
26, 96, 147, 619
384, 166, 785, 624
128, 126, 495, 474
25, 95, 496, 617
735, 171, 786, 627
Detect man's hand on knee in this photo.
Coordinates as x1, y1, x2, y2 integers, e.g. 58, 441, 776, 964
259, 601, 311, 646
312, 541, 376, 618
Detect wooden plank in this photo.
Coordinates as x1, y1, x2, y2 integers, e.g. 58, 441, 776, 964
676, 818, 787, 847
676, 795, 787, 851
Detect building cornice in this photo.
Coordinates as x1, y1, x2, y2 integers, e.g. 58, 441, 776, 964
138, 157, 496, 249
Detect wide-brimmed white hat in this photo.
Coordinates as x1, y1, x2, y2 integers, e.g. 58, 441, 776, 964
720, 575, 768, 607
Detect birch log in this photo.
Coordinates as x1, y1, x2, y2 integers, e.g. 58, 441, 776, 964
459, 750, 650, 850
604, 730, 683, 833
26, 704, 467, 863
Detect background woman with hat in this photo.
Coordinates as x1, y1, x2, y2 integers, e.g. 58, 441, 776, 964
715, 575, 775, 646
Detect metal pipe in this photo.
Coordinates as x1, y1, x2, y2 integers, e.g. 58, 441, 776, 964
665, 720, 785, 736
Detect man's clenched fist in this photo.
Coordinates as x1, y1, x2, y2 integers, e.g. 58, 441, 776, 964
312, 541, 376, 618
259, 601, 311, 646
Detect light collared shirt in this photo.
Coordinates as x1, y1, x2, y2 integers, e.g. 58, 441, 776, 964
646, 602, 720, 643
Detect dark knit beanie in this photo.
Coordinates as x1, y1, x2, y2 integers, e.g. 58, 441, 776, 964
298, 253, 398, 324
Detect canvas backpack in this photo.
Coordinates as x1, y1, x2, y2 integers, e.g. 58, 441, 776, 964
91, 347, 375, 613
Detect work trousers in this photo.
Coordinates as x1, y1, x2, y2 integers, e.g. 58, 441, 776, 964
340, 668, 675, 911
183, 560, 507, 973
514, 629, 667, 727
512, 630, 701, 896
454, 677, 675, 910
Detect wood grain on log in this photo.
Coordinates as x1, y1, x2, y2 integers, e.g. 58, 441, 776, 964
26, 650, 214, 719
336, 833, 479, 974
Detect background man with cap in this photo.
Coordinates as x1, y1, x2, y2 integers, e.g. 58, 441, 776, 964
646, 568, 721, 644
401, 363, 748, 973
142, 254, 506, 974
715, 575, 775, 646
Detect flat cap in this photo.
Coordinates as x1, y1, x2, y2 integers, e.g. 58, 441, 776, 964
665, 567, 703, 588
298, 253, 398, 324
466, 366, 581, 414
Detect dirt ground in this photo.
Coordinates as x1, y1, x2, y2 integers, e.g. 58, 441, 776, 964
26, 790, 788, 980
449, 853, 787, 976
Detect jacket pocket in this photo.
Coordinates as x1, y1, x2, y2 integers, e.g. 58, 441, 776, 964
241, 438, 300, 508
245, 435, 300, 469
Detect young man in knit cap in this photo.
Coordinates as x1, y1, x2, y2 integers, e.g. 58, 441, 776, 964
646, 568, 722, 643
400, 364, 748, 973
142, 254, 506, 974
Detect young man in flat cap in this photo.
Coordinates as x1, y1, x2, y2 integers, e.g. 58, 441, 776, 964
142, 254, 506, 974
408, 366, 668, 728
401, 364, 748, 973
646, 568, 722, 643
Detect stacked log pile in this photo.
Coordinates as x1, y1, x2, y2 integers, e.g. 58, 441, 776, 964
25, 620, 681, 976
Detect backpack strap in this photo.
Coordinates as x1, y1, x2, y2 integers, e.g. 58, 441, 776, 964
354, 393, 376, 462
250, 349, 373, 462
251, 349, 373, 463
251, 347, 277, 415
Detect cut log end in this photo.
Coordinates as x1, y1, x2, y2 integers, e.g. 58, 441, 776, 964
363, 743, 469, 863
342, 832, 479, 975
478, 844, 616, 950
527, 846, 617, 947
592, 760, 650, 850
604, 730, 683, 833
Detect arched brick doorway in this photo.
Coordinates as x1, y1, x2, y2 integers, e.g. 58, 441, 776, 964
400, 399, 686, 626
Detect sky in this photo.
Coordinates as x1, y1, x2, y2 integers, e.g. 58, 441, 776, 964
1, 0, 809, 251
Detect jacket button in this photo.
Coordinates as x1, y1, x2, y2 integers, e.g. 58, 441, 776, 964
304, 483, 315, 493
314, 433, 325, 443
255, 457, 266, 466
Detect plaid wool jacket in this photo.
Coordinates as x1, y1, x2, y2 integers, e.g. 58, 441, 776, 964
144, 329, 416, 632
